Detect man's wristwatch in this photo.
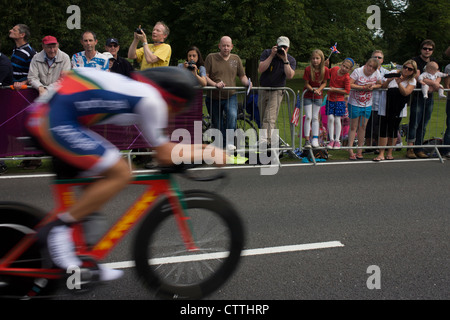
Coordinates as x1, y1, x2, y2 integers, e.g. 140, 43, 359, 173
284, 61, 289, 65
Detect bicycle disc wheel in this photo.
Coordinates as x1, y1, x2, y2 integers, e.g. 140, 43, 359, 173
0, 202, 57, 299
134, 191, 245, 299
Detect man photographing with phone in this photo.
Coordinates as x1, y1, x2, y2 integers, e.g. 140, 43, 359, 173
128, 21, 172, 70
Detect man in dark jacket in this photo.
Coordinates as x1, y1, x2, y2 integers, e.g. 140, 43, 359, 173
105, 38, 133, 77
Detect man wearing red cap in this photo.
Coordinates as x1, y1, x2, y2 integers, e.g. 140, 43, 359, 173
28, 36, 71, 96
24, 36, 71, 170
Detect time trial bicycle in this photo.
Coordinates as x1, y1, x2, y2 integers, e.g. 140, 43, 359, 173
0, 163, 245, 300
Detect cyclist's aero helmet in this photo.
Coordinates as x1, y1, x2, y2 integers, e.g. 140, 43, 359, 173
132, 67, 198, 114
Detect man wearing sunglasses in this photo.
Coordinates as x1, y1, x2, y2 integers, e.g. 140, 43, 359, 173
406, 39, 438, 159
105, 38, 133, 77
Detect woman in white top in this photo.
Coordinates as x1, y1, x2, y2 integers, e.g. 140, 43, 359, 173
373, 60, 417, 161
347, 58, 382, 160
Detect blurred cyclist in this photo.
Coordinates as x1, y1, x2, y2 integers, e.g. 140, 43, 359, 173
26, 67, 226, 281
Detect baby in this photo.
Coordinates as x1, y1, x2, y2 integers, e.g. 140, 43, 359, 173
418, 61, 447, 99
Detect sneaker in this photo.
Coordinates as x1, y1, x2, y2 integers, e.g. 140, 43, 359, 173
406, 148, 417, 159
230, 154, 248, 165
304, 140, 312, 149
43, 222, 82, 270
311, 138, 319, 148
327, 141, 335, 149
98, 264, 124, 282
333, 141, 341, 150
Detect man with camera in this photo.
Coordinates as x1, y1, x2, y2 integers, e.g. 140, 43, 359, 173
128, 21, 171, 70
258, 36, 296, 146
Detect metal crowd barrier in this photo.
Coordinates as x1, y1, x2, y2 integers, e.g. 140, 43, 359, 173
297, 87, 449, 163
202, 85, 297, 155
1, 85, 448, 167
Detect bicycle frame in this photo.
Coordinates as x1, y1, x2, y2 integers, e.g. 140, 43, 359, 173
0, 173, 195, 280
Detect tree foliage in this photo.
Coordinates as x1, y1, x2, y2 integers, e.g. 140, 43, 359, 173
0, 0, 448, 73
373, 0, 449, 65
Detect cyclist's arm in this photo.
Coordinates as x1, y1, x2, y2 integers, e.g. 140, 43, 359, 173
135, 97, 227, 166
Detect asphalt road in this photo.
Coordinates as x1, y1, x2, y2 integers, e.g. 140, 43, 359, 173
1, 159, 448, 304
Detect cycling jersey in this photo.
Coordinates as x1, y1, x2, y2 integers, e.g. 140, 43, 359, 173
26, 68, 169, 176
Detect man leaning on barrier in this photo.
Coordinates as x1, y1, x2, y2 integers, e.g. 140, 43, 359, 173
9, 24, 36, 90
28, 36, 71, 96
258, 36, 296, 147
204, 36, 252, 151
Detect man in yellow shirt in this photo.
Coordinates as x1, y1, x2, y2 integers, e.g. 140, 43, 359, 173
128, 21, 171, 70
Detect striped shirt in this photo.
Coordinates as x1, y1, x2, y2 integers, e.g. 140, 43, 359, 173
11, 43, 36, 82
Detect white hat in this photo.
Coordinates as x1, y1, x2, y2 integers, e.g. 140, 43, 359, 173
102, 52, 114, 60
277, 36, 290, 47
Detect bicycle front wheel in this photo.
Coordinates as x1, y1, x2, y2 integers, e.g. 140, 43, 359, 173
133, 191, 245, 299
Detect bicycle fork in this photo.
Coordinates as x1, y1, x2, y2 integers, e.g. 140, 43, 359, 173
167, 178, 198, 252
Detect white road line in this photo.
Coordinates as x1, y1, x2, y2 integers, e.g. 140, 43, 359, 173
0, 157, 442, 180
102, 241, 344, 269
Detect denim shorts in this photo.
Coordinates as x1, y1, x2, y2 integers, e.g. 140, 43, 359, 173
348, 103, 372, 119
326, 101, 346, 117
303, 98, 322, 107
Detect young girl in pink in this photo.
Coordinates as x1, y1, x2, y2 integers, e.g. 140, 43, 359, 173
303, 49, 330, 148
326, 58, 353, 149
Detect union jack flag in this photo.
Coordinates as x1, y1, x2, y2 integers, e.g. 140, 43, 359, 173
330, 42, 340, 54
291, 92, 301, 127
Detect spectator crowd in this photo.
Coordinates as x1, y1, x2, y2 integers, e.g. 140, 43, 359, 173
0, 22, 449, 174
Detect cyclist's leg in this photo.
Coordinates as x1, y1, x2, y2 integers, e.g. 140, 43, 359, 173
27, 114, 129, 277
30, 121, 132, 222
69, 158, 131, 221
